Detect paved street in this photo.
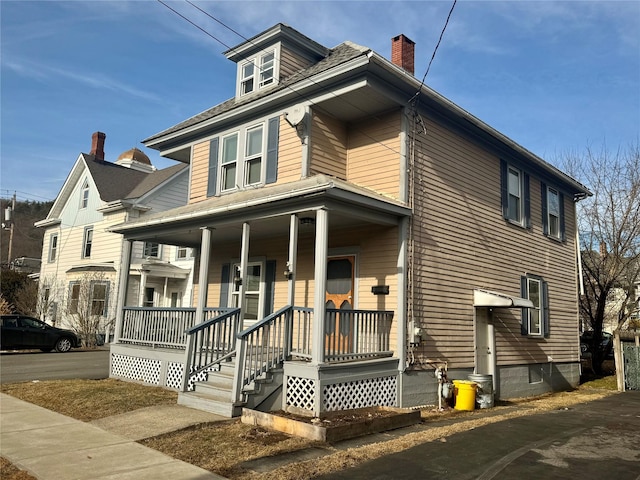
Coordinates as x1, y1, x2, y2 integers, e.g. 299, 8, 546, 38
320, 392, 640, 480
0, 348, 110, 383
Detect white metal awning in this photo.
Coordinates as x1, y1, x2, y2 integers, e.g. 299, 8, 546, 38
473, 289, 534, 308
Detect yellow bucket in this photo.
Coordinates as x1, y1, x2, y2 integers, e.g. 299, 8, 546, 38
453, 380, 477, 411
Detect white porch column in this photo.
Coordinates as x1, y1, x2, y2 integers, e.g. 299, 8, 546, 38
162, 277, 169, 307
239, 222, 250, 329
397, 216, 409, 373
287, 214, 298, 306
138, 270, 148, 307
312, 209, 328, 364
195, 227, 213, 325
113, 239, 133, 344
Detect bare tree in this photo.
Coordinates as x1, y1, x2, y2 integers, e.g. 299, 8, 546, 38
562, 143, 640, 373
65, 272, 113, 348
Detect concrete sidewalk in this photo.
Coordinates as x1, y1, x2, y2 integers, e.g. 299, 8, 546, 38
0, 393, 226, 479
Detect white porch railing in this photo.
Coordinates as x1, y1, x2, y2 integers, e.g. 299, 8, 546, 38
232, 306, 394, 403
324, 308, 394, 362
120, 307, 232, 349
181, 308, 242, 392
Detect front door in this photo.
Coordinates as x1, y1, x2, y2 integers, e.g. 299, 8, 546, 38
325, 256, 355, 355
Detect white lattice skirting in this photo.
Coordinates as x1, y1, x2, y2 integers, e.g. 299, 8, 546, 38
286, 376, 317, 411
286, 374, 398, 413
111, 354, 161, 386
166, 362, 185, 390
323, 376, 397, 411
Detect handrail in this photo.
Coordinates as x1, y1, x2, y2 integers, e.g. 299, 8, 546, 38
237, 305, 293, 338
186, 307, 236, 334
232, 305, 293, 403
181, 308, 241, 392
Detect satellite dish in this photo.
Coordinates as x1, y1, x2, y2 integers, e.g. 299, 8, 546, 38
285, 107, 306, 127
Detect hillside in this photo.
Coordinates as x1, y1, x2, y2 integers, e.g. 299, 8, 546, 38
0, 199, 53, 266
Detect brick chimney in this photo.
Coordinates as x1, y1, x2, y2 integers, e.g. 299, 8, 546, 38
90, 131, 106, 161
391, 34, 415, 75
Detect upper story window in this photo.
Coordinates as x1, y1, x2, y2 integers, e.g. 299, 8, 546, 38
521, 274, 549, 338
245, 125, 264, 186
82, 227, 93, 258
144, 242, 160, 258
176, 247, 193, 260
207, 117, 279, 197
238, 49, 278, 97
221, 133, 239, 191
542, 184, 565, 241
49, 233, 58, 263
500, 160, 530, 228
80, 179, 89, 209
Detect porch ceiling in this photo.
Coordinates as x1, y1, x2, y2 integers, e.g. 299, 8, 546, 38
110, 174, 411, 247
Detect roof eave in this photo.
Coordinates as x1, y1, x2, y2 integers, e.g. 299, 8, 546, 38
143, 55, 371, 153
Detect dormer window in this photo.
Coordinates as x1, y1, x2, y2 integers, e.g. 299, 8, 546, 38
241, 62, 255, 95
259, 52, 275, 87
237, 49, 278, 97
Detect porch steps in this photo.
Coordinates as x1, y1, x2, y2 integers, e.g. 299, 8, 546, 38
178, 361, 284, 417
178, 362, 244, 417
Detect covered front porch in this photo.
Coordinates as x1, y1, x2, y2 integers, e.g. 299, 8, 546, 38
109, 175, 411, 416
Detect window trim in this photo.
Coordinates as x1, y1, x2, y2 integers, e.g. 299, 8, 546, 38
236, 48, 279, 98
82, 226, 93, 259
48, 233, 58, 263
229, 260, 265, 322
541, 182, 566, 241
500, 160, 530, 228
80, 179, 90, 209
68, 282, 80, 314
521, 274, 549, 338
176, 247, 192, 260
207, 116, 279, 197
143, 242, 161, 259
90, 281, 109, 316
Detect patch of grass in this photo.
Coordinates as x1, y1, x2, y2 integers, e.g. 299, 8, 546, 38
141, 421, 317, 478
0, 379, 177, 421
1, 457, 37, 480
579, 374, 618, 390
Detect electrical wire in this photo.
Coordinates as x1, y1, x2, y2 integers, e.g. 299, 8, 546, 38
156, 0, 402, 157
410, 0, 457, 104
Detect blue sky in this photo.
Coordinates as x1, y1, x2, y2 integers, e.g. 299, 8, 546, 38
1, 0, 638, 201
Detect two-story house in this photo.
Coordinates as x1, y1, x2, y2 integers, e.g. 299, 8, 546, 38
36, 132, 194, 342
109, 24, 589, 417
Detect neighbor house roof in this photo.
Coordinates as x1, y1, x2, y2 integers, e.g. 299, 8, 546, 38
83, 154, 187, 202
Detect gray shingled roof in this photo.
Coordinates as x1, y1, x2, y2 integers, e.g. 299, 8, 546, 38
82, 154, 187, 202
143, 42, 369, 144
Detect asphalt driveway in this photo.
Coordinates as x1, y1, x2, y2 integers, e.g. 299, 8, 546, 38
320, 391, 640, 480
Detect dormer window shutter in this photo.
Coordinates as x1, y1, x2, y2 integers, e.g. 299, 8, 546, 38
207, 137, 219, 197
265, 116, 279, 184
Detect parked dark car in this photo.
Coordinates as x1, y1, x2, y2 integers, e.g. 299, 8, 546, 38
580, 330, 613, 359
0, 315, 81, 353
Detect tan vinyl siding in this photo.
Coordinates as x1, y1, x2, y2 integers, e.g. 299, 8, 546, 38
276, 115, 303, 184
409, 119, 579, 368
310, 111, 347, 179
190, 141, 210, 204
279, 46, 316, 80
196, 224, 400, 352
347, 111, 402, 199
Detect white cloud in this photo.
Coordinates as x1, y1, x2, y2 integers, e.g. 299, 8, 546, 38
3, 58, 162, 103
